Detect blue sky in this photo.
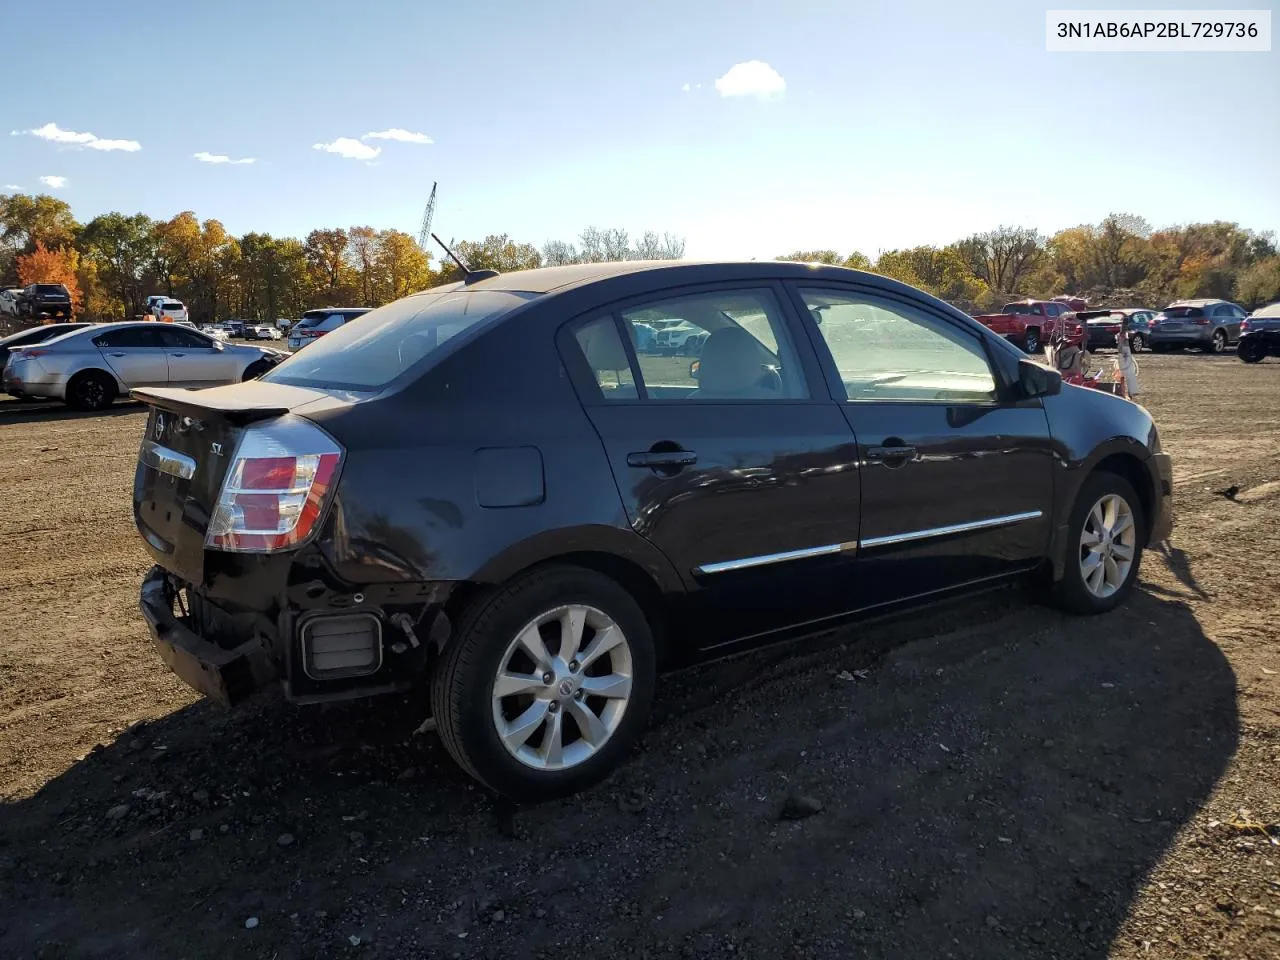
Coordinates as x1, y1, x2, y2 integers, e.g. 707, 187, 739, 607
4, 0, 1277, 259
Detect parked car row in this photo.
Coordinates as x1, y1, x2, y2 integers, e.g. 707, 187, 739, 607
974, 297, 1266, 357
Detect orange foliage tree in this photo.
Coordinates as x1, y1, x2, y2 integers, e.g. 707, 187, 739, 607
16, 241, 83, 318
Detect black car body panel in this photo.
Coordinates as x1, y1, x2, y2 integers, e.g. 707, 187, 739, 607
131, 261, 1172, 706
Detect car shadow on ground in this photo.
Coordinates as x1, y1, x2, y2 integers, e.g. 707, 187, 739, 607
0, 399, 144, 426
0, 589, 1236, 959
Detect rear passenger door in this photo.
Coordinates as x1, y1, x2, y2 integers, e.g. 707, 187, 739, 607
787, 284, 1056, 607
561, 283, 863, 649
93, 326, 169, 387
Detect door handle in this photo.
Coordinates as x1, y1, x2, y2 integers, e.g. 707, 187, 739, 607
626, 450, 697, 468
109, 352, 126, 357
170, 353, 185, 357
867, 443, 918, 466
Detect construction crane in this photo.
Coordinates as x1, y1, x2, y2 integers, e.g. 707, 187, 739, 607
416, 182, 438, 252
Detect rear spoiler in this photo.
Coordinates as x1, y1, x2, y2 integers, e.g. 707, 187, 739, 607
130, 386, 289, 426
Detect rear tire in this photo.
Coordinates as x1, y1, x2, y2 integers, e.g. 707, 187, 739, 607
1129, 333, 1146, 352
65, 370, 117, 412
1022, 329, 1040, 354
1051, 471, 1145, 616
431, 564, 656, 802
1202, 329, 1227, 354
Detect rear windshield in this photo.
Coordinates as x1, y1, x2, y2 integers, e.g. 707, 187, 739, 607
161, 301, 184, 309
263, 290, 537, 392
1002, 303, 1037, 315
1252, 302, 1280, 318
1162, 306, 1204, 318
35, 284, 68, 294
295, 312, 333, 328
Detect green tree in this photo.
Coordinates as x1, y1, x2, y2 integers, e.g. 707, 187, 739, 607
1234, 256, 1280, 308
954, 226, 1045, 297
79, 212, 157, 319
374, 230, 433, 301
304, 228, 355, 303
439, 234, 542, 283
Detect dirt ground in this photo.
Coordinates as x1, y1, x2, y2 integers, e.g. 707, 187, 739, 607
1, 352, 1278, 960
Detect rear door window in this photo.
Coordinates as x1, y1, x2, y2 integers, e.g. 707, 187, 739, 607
95, 326, 165, 348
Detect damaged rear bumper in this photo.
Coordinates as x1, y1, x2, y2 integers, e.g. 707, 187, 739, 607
139, 565, 276, 706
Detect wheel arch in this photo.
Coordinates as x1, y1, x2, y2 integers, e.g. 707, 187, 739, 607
67, 365, 125, 397
442, 527, 684, 664
1047, 439, 1158, 581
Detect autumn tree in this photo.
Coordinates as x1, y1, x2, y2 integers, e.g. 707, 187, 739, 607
304, 228, 355, 303
16, 241, 83, 315
437, 234, 542, 283
0, 193, 80, 284
374, 230, 433, 300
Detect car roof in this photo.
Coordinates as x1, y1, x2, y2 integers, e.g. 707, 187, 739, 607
1166, 298, 1226, 307
1253, 302, 1280, 318
417, 259, 934, 300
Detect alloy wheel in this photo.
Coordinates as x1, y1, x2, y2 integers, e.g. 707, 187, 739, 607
1078, 494, 1137, 599
491, 604, 634, 771
1211, 330, 1226, 353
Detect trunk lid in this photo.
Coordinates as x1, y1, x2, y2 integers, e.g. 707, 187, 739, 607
131, 382, 355, 583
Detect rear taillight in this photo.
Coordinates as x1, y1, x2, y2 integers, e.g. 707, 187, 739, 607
206, 416, 343, 553
15, 349, 48, 359
1241, 319, 1251, 331
1193, 316, 1210, 325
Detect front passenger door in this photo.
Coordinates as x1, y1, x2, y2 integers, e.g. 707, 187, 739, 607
789, 285, 1056, 607
93, 326, 169, 387
158, 326, 235, 386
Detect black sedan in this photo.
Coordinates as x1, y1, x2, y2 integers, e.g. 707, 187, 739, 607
130, 261, 1173, 801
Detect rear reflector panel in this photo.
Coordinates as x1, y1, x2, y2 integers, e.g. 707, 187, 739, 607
301, 614, 382, 680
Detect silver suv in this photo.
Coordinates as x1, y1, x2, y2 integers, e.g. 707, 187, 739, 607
2, 321, 283, 410
1149, 299, 1247, 354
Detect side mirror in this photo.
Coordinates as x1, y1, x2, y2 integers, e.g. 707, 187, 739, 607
1017, 357, 1061, 399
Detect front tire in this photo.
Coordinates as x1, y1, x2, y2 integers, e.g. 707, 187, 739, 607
241, 359, 274, 381
65, 370, 117, 412
432, 564, 656, 801
1238, 337, 1266, 364
1052, 471, 1145, 615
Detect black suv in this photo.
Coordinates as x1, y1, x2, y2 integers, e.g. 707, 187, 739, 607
18, 283, 73, 319
132, 261, 1173, 800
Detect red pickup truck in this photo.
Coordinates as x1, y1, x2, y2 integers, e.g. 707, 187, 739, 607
972, 299, 1075, 354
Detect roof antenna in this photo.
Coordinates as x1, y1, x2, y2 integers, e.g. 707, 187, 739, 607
431, 233, 499, 285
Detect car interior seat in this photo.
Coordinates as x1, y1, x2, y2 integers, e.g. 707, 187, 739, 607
581, 322, 638, 399
689, 327, 782, 399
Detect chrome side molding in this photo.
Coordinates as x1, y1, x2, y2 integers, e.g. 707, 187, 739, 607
693, 510, 1044, 575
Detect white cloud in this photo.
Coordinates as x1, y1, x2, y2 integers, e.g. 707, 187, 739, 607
313, 137, 381, 160
86, 138, 143, 152
3, 184, 19, 191
194, 151, 256, 165
362, 128, 432, 144
681, 83, 691, 92
13, 121, 141, 152
39, 175, 68, 189
714, 60, 786, 99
